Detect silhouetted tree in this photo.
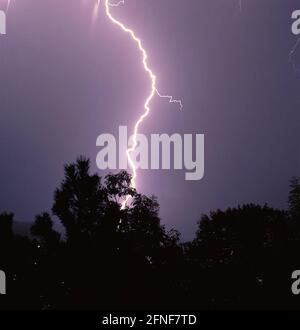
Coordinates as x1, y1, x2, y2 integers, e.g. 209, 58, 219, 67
31, 213, 60, 247
123, 195, 164, 256
186, 204, 292, 309
52, 157, 109, 243
2, 157, 300, 310
0, 212, 14, 244
105, 170, 135, 204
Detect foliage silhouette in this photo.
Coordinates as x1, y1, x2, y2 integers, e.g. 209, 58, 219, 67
0, 157, 300, 310
31, 213, 60, 248
289, 177, 300, 220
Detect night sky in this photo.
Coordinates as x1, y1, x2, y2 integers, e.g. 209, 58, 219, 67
0, 0, 299, 240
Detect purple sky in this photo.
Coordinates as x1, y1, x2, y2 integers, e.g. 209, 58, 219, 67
0, 0, 299, 239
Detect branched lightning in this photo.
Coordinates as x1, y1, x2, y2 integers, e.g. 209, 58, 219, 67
4, 0, 183, 208
108, 0, 125, 7
98, 0, 183, 207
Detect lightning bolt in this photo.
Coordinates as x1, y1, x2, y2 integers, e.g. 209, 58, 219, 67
289, 36, 300, 74
98, 0, 183, 207
5, 0, 11, 13
3, 0, 183, 208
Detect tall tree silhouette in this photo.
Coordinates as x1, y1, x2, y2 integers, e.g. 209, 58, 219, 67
52, 157, 109, 243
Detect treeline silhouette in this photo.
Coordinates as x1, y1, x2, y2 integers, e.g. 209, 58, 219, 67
1, 157, 300, 310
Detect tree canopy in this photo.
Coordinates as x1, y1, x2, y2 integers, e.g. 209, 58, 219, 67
0, 157, 300, 309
